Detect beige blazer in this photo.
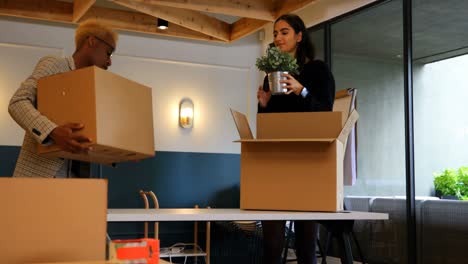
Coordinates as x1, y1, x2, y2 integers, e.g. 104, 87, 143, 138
8, 56, 76, 177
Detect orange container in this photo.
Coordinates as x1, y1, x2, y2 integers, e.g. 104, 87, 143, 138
110, 238, 159, 264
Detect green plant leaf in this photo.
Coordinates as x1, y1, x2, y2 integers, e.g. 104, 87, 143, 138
434, 168, 459, 196
256, 46, 299, 74
457, 166, 468, 196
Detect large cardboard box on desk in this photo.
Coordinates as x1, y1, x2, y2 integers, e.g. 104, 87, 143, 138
231, 105, 358, 212
37, 66, 155, 164
0, 178, 107, 263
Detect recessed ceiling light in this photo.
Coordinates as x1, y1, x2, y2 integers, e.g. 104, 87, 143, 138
157, 19, 168, 30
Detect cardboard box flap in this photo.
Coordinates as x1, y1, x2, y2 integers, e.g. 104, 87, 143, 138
333, 89, 354, 127
230, 108, 253, 140
337, 110, 359, 144
256, 112, 343, 139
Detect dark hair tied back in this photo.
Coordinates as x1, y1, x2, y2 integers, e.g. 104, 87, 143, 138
275, 14, 315, 70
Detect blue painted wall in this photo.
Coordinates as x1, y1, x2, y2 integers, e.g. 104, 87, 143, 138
103, 151, 240, 209
0, 147, 240, 245
103, 151, 241, 244
0, 146, 20, 176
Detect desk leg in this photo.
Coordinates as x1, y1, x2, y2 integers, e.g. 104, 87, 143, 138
321, 232, 331, 264
206, 221, 211, 264
337, 231, 353, 264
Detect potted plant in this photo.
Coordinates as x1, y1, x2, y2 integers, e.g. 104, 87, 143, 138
434, 168, 459, 199
458, 166, 468, 199
255, 46, 299, 94
433, 166, 468, 200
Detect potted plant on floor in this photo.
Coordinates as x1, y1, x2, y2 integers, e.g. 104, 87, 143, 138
256, 46, 299, 94
434, 168, 459, 199
433, 166, 468, 200
457, 166, 468, 199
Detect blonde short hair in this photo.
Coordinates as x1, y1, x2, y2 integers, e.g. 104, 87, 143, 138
75, 20, 119, 50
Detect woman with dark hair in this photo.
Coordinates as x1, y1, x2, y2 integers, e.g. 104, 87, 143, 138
257, 14, 335, 264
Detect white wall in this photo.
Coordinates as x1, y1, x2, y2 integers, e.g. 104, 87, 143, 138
414, 56, 468, 196
0, 43, 63, 146
0, 18, 262, 154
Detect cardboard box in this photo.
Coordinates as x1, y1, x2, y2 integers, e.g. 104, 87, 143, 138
0, 178, 108, 263
231, 96, 358, 212
37, 66, 155, 164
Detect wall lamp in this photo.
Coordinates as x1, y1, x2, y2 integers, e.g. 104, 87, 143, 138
157, 19, 169, 30
179, 98, 194, 128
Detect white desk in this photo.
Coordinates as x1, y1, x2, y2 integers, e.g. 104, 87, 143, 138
107, 208, 387, 264
107, 208, 388, 222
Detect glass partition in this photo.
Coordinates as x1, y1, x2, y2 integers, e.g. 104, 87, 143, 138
413, 0, 468, 263
332, 1, 405, 197
331, 1, 407, 263
308, 27, 325, 61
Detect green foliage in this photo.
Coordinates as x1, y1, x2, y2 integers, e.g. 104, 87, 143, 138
255, 46, 299, 74
433, 166, 468, 200
434, 169, 459, 197
458, 166, 468, 198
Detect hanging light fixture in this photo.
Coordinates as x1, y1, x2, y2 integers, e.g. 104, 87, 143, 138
157, 18, 169, 30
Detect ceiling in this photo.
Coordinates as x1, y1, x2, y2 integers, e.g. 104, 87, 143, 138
0, 0, 317, 43
2, 0, 466, 63
331, 0, 468, 63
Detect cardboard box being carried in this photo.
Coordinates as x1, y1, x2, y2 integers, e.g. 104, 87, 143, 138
37, 66, 155, 164
231, 95, 358, 212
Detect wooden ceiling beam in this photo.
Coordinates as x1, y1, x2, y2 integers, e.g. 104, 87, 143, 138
82, 5, 222, 42
0, 0, 221, 43
231, 0, 318, 43
130, 0, 275, 21
0, 0, 321, 43
109, 0, 230, 41
230, 18, 269, 42
274, 0, 318, 17
72, 0, 96, 23
0, 0, 72, 22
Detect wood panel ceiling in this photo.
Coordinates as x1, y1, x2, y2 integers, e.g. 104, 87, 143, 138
0, 0, 317, 43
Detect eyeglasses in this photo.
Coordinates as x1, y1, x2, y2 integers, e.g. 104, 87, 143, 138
92, 35, 115, 57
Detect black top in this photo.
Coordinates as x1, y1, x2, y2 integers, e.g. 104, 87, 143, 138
258, 60, 335, 113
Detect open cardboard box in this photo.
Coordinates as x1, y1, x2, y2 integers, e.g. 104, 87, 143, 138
231, 95, 358, 212
37, 66, 155, 164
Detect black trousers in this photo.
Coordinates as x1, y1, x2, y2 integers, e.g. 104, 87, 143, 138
70, 160, 91, 178
262, 220, 318, 264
